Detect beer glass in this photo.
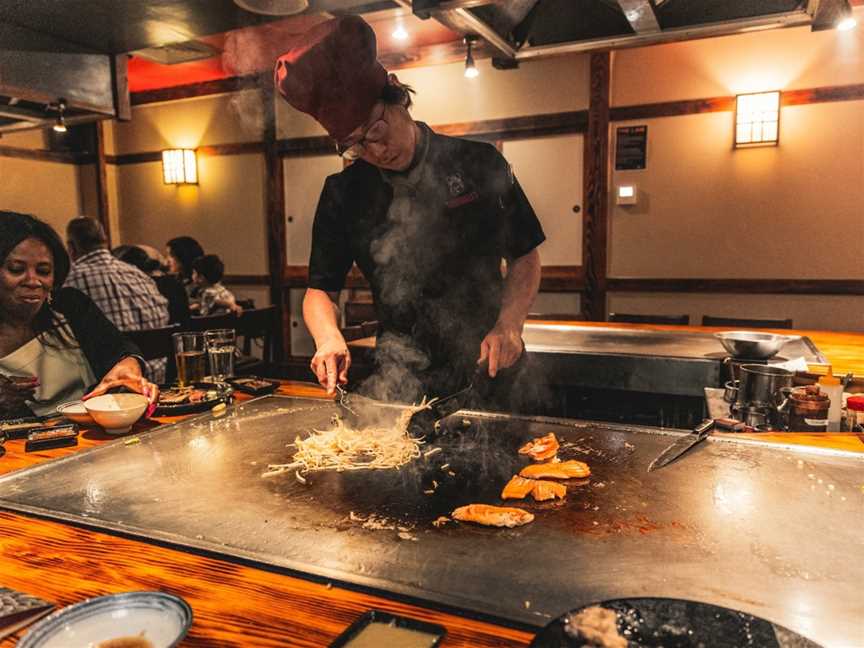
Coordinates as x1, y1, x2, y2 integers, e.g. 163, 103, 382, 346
173, 332, 206, 386
204, 328, 236, 382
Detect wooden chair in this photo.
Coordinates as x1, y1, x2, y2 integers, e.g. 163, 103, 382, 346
124, 324, 182, 383
190, 306, 278, 374
609, 313, 690, 326
702, 315, 794, 329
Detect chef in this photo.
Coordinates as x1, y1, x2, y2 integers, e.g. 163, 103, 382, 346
275, 15, 544, 404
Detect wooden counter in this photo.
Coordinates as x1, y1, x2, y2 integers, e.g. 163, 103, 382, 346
2, 367, 862, 646
0, 382, 533, 647
348, 321, 864, 378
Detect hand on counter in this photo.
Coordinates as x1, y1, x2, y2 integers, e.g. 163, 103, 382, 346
478, 322, 524, 378
310, 335, 351, 395
0, 374, 39, 416
83, 356, 160, 405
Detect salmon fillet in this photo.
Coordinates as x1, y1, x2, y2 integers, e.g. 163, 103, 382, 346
532, 480, 567, 501
518, 432, 560, 461
501, 475, 536, 500
452, 504, 534, 527
520, 460, 591, 480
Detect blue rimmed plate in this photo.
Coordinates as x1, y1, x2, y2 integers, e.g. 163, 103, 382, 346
17, 591, 192, 648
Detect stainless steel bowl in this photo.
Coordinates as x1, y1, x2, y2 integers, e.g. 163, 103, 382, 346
714, 331, 799, 360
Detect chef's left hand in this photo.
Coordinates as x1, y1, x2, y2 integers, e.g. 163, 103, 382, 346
478, 323, 523, 378
83, 357, 159, 405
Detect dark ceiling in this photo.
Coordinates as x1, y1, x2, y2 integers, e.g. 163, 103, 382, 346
0, 0, 284, 53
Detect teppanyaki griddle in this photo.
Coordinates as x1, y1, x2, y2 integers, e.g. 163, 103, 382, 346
0, 396, 861, 647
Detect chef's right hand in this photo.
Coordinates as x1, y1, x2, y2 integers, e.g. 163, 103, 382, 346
0, 375, 38, 416
310, 336, 351, 395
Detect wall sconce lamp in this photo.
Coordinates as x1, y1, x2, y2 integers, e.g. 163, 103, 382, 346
734, 91, 780, 148
616, 184, 638, 205
162, 148, 198, 184
464, 35, 479, 79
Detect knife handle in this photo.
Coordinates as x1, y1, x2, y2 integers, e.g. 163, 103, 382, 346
694, 418, 715, 435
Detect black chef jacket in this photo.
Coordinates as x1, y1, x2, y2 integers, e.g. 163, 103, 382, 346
308, 123, 545, 401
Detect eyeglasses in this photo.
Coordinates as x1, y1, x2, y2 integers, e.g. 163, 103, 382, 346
336, 104, 388, 160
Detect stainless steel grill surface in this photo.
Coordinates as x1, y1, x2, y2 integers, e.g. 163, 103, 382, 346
1, 396, 861, 647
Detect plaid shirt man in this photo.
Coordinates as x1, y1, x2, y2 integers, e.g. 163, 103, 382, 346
64, 249, 170, 381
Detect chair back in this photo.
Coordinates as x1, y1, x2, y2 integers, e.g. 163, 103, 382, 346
702, 315, 793, 329
609, 313, 690, 326
125, 324, 182, 383
190, 306, 278, 363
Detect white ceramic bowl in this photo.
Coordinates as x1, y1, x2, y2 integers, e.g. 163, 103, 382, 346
83, 393, 148, 434
56, 400, 96, 425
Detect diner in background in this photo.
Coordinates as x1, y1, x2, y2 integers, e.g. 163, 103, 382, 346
0, 211, 158, 419
190, 254, 242, 316
113, 244, 190, 327
64, 217, 170, 381
274, 16, 544, 403
165, 236, 205, 300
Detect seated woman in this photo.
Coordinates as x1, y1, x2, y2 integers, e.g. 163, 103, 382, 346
190, 254, 242, 316
165, 236, 204, 301
0, 212, 158, 419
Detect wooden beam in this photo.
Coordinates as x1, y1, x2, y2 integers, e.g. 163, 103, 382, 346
94, 121, 111, 243
284, 264, 586, 291
581, 52, 611, 321
0, 145, 94, 165
106, 142, 265, 165
130, 74, 262, 106
607, 278, 864, 296
262, 77, 288, 361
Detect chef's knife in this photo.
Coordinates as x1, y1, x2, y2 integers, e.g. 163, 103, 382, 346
647, 419, 715, 472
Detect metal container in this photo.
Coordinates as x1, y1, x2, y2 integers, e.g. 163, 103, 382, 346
788, 385, 830, 432
736, 364, 794, 409
723, 380, 739, 404
715, 331, 799, 360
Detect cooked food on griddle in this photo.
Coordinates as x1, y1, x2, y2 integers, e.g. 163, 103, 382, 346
158, 386, 210, 405
501, 475, 536, 500
518, 432, 559, 461
520, 459, 591, 480
531, 479, 566, 501
263, 399, 431, 477
564, 606, 626, 648
233, 377, 275, 390
452, 504, 534, 528
501, 475, 567, 501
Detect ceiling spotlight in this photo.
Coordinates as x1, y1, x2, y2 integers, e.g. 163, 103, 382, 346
837, 16, 857, 30
392, 24, 409, 41
233, 0, 308, 15
464, 35, 479, 79
52, 99, 67, 133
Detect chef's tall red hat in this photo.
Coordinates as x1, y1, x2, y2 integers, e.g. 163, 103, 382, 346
274, 15, 387, 142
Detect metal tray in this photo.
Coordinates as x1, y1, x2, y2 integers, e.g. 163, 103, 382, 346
0, 396, 861, 647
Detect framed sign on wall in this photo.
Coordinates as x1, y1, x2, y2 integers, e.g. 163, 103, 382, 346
615, 125, 648, 170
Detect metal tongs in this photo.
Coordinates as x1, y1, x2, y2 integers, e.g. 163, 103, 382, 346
407, 361, 493, 441
334, 383, 360, 426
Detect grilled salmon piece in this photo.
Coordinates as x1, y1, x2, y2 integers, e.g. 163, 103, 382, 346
518, 432, 560, 461
452, 504, 534, 527
501, 475, 536, 500
520, 460, 591, 480
532, 479, 567, 501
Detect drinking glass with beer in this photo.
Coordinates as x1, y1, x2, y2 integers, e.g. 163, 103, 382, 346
204, 328, 236, 382
173, 332, 207, 386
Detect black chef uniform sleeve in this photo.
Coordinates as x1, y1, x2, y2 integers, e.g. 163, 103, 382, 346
489, 151, 545, 260
308, 175, 355, 292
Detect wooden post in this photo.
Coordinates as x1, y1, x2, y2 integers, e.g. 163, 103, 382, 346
261, 77, 288, 362
581, 52, 611, 321
94, 121, 111, 244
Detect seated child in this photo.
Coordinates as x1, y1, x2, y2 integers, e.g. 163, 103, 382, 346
191, 255, 242, 316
